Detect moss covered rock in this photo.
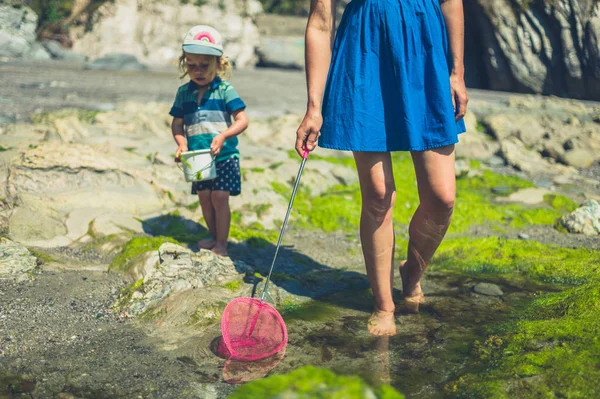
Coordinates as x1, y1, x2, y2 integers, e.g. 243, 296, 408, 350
228, 365, 404, 399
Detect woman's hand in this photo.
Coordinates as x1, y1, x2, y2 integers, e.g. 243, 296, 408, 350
295, 110, 322, 157
450, 73, 468, 121
174, 144, 188, 162
210, 134, 226, 156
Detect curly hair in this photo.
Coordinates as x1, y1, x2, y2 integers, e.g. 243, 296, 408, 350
178, 51, 232, 80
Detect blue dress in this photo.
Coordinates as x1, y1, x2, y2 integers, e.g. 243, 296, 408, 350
320, 0, 466, 152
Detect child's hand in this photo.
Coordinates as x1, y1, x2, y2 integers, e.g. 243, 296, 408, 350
175, 145, 188, 162
210, 134, 225, 156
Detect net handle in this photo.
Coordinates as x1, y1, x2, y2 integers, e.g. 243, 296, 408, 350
260, 148, 309, 301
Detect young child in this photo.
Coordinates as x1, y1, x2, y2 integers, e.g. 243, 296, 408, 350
170, 25, 249, 257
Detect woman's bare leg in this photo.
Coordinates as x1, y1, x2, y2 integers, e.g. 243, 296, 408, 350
197, 191, 217, 250
354, 152, 397, 336
400, 145, 456, 312
210, 190, 231, 257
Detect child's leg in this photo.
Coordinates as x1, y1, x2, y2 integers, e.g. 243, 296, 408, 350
210, 190, 231, 256
197, 190, 217, 249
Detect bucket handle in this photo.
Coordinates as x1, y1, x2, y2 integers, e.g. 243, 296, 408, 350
175, 153, 216, 172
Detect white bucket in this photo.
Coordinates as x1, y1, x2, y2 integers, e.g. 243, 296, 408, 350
180, 149, 217, 182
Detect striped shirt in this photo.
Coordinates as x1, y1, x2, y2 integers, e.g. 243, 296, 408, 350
169, 77, 246, 161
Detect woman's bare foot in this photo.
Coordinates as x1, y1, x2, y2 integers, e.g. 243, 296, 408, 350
197, 238, 216, 250
368, 309, 396, 336
399, 260, 426, 313
211, 241, 228, 257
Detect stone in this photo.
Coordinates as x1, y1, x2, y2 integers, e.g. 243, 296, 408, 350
558, 200, 600, 235
118, 243, 254, 315
84, 53, 148, 71
70, 0, 263, 68
0, 238, 38, 281
257, 36, 304, 70
560, 149, 597, 169
484, 113, 547, 146
0, 4, 37, 58
496, 187, 552, 205
473, 282, 504, 297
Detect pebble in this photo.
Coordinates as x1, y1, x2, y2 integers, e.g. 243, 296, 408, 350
473, 282, 504, 297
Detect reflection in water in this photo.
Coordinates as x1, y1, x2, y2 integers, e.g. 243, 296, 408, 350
373, 335, 391, 386
223, 346, 286, 384
211, 336, 287, 384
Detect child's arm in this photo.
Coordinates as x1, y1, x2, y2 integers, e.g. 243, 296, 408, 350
295, 0, 337, 157
172, 117, 187, 161
210, 110, 248, 156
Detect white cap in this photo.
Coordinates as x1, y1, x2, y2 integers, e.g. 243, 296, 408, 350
182, 25, 223, 56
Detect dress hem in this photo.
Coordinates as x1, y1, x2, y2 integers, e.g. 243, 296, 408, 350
318, 136, 462, 152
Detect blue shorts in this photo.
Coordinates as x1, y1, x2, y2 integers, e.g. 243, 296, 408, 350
191, 157, 241, 196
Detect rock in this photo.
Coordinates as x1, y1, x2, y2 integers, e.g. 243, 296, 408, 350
484, 113, 546, 146
0, 4, 38, 58
496, 187, 552, 205
464, 0, 600, 100
0, 237, 39, 281
518, 233, 530, 240
257, 36, 305, 70
118, 243, 253, 315
540, 140, 565, 160
558, 200, 600, 235
499, 136, 576, 176
24, 42, 52, 60
456, 113, 500, 160
491, 185, 512, 195
473, 282, 504, 297
70, 0, 263, 69
485, 155, 506, 167
42, 40, 87, 62
84, 53, 148, 71
559, 149, 597, 168
455, 159, 470, 178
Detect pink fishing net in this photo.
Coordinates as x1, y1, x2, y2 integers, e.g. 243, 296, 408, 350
220, 297, 288, 361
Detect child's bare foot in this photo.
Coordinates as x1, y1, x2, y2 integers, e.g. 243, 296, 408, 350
399, 260, 426, 313
211, 241, 228, 257
197, 238, 216, 250
368, 309, 396, 336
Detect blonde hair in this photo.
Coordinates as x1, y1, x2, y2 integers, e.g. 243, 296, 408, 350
178, 51, 232, 81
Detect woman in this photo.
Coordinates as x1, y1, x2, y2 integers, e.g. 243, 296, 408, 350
295, 0, 468, 336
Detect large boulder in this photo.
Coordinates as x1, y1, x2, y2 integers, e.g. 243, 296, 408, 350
0, 3, 40, 58
464, 0, 600, 100
69, 0, 263, 68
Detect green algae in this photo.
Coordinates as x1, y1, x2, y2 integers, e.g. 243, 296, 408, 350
30, 108, 99, 124
222, 279, 243, 291
228, 365, 404, 399
109, 236, 179, 273
114, 278, 144, 310
445, 281, 600, 399
433, 234, 600, 398
279, 299, 341, 322
543, 193, 579, 213
186, 302, 227, 327
26, 248, 56, 265
433, 236, 600, 285
229, 211, 278, 248
285, 153, 559, 234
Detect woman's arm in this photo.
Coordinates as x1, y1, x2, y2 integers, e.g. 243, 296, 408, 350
295, 0, 337, 156
440, 0, 468, 121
